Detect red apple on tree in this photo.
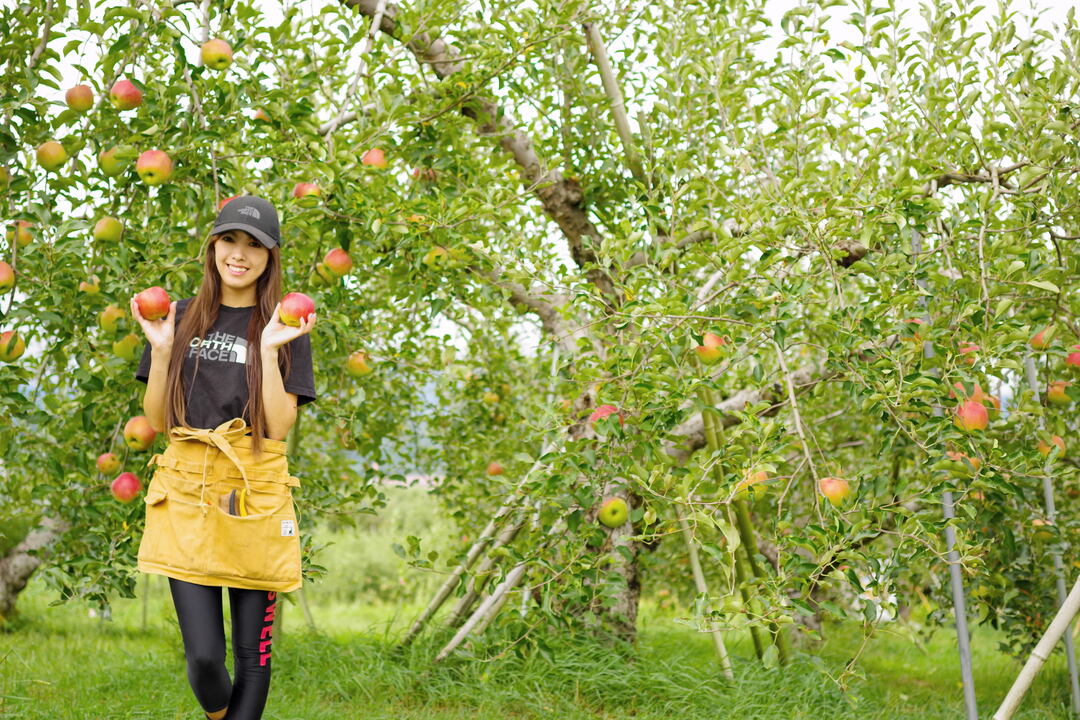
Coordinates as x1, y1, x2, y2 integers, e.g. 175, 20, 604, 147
0, 261, 13, 293
200, 38, 233, 70
958, 342, 979, 365
361, 148, 387, 168
953, 399, 989, 432
1031, 326, 1053, 350
136, 150, 173, 185
253, 108, 271, 123
486, 461, 504, 476
292, 182, 321, 208
111, 472, 143, 502
733, 468, 768, 499
0, 330, 25, 362
93, 216, 122, 242
135, 286, 170, 320
1066, 345, 1080, 370
124, 415, 157, 451
1038, 435, 1065, 459
79, 274, 101, 294
7, 220, 32, 248
588, 404, 625, 427
694, 332, 727, 365
324, 248, 353, 276
345, 350, 373, 377
109, 79, 142, 110
1047, 380, 1072, 406
278, 292, 315, 327
97, 452, 120, 474
411, 167, 437, 181
65, 84, 94, 112
218, 195, 240, 211
818, 476, 851, 505
36, 141, 68, 171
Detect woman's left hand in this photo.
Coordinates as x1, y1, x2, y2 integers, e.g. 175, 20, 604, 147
261, 302, 316, 352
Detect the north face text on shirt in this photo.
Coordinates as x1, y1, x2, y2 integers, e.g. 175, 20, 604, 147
188, 330, 248, 363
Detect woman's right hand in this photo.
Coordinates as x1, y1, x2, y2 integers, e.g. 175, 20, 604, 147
130, 295, 176, 354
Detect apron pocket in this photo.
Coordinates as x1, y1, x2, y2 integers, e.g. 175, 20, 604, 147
138, 471, 212, 574
206, 485, 301, 584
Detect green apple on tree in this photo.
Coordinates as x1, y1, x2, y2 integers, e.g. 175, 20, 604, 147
597, 497, 629, 527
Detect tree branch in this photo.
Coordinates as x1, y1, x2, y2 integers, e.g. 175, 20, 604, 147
339, 0, 620, 306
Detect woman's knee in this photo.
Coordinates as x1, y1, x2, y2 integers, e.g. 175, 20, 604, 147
187, 650, 227, 678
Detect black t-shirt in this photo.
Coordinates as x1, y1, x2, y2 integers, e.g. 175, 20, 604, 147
136, 297, 316, 430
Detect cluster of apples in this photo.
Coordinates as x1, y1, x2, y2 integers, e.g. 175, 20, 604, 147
98, 415, 160, 502
1030, 325, 1075, 407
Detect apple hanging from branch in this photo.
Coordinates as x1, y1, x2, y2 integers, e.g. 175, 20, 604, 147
111, 472, 143, 502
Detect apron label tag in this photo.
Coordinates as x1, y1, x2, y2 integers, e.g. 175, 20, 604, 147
281, 519, 295, 536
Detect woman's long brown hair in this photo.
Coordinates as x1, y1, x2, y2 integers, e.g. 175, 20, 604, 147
161, 234, 294, 458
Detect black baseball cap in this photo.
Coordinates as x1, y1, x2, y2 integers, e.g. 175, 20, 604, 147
210, 195, 281, 250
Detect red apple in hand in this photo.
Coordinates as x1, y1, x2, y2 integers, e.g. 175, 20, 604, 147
97, 452, 120, 474
135, 286, 170, 320
109, 79, 142, 110
124, 415, 157, 451
279, 292, 315, 327
111, 472, 142, 502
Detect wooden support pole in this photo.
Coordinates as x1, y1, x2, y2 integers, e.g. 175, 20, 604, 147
912, 228, 978, 719
675, 503, 735, 678
994, 577, 1080, 719
696, 383, 767, 660
582, 22, 646, 185
1023, 353, 1080, 713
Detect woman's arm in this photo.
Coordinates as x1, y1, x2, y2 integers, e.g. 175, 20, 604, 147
143, 347, 172, 432
260, 346, 297, 441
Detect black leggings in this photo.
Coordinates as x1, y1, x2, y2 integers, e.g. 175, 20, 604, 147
168, 577, 278, 719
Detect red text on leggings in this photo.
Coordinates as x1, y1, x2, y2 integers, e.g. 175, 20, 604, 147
259, 591, 276, 666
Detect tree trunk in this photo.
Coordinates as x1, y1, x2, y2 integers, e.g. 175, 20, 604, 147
0, 515, 68, 621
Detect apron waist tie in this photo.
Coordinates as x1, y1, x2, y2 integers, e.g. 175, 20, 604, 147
167, 418, 254, 516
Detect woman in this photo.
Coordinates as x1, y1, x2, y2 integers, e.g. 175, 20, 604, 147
131, 195, 317, 720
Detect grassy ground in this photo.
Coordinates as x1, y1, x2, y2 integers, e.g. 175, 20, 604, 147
0, 570, 1073, 719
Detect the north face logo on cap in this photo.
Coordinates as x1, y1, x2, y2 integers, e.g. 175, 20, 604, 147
238, 206, 261, 219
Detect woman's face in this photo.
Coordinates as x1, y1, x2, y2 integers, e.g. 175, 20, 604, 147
213, 229, 269, 289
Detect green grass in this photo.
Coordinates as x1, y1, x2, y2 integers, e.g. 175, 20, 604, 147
0, 571, 1074, 719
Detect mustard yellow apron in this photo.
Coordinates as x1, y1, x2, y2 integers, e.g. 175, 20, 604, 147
137, 417, 303, 592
